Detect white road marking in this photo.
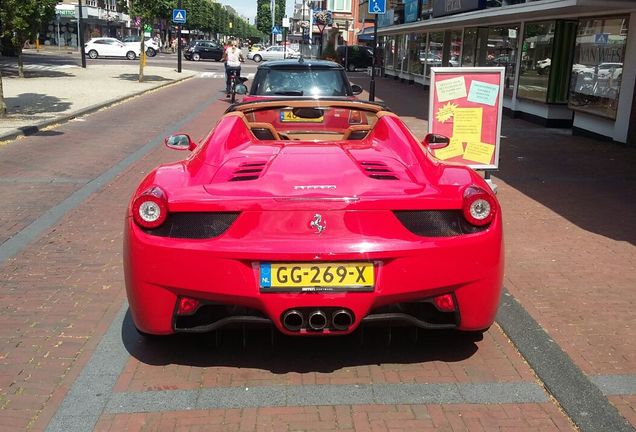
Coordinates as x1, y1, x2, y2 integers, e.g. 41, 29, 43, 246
198, 72, 254, 79
1, 64, 77, 71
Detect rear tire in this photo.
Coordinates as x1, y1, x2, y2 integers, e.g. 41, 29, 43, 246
126, 51, 136, 60
253, 54, 262, 63
347, 63, 356, 72
146, 47, 156, 57
88, 50, 98, 59
192, 53, 201, 61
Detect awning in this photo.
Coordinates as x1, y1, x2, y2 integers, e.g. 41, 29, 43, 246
357, 26, 375, 42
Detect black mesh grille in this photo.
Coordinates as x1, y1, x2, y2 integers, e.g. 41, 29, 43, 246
143, 212, 240, 239
393, 210, 486, 237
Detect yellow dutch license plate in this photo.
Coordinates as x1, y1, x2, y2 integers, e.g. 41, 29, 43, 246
260, 262, 374, 292
279, 110, 324, 123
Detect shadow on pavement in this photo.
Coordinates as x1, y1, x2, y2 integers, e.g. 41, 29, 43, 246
122, 310, 479, 372
32, 130, 65, 137
496, 123, 636, 245
352, 74, 636, 244
117, 73, 171, 82
6, 93, 71, 114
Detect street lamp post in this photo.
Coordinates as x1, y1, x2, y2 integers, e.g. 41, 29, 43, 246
78, 0, 86, 68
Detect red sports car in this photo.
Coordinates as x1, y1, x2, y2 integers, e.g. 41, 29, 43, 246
124, 99, 503, 337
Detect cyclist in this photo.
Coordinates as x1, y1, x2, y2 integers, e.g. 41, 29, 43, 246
221, 40, 245, 98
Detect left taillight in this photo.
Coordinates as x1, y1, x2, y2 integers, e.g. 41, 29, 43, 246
132, 186, 168, 229
462, 186, 496, 227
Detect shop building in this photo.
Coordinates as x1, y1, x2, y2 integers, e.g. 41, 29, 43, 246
366, 0, 636, 144
44, 1, 131, 49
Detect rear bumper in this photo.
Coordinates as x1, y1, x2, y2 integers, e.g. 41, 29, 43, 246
124, 213, 503, 336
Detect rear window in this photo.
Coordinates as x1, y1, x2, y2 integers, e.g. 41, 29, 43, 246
251, 68, 349, 97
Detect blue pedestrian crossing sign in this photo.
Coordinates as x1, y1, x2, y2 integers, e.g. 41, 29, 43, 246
594, 33, 609, 44
272, 26, 282, 35
172, 9, 187, 24
369, 0, 386, 14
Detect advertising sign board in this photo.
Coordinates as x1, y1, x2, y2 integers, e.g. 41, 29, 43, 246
432, 0, 485, 18
428, 67, 504, 170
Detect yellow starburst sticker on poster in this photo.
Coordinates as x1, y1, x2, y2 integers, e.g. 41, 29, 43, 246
435, 102, 458, 123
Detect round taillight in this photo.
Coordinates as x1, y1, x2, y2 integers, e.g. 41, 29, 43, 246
132, 187, 168, 229
462, 186, 496, 226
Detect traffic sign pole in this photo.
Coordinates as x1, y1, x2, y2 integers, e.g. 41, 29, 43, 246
177, 1, 182, 73
368, 0, 386, 101
370, 13, 377, 101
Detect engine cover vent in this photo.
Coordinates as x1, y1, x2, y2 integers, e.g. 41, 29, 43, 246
359, 161, 399, 180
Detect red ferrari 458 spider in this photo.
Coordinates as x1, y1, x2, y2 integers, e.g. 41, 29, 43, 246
124, 99, 503, 337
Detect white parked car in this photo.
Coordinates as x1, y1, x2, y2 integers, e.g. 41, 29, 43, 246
248, 45, 299, 62
536, 58, 551, 75
84, 38, 140, 60
121, 36, 160, 57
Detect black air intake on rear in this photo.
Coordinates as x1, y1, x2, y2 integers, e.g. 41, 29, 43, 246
229, 161, 267, 181
394, 210, 487, 237
143, 212, 239, 239
359, 161, 399, 180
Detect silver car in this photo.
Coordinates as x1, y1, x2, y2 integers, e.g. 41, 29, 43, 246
248, 46, 299, 62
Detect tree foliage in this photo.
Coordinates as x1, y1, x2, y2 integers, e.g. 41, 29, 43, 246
0, 0, 57, 78
256, 0, 286, 35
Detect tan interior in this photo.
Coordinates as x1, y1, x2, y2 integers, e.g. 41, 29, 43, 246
225, 101, 393, 142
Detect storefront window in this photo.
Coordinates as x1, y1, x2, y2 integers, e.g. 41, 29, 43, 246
384, 36, 396, 69
426, 31, 444, 77
518, 21, 556, 102
569, 16, 629, 119
408, 33, 425, 75
484, 24, 520, 96
462, 28, 477, 66
447, 30, 462, 67
397, 34, 408, 72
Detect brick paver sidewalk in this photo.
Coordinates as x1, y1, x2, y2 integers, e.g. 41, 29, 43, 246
0, 71, 633, 432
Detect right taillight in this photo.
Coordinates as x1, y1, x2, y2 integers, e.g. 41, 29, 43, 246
462, 186, 496, 227
132, 186, 168, 229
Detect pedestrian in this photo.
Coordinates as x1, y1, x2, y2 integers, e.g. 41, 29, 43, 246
221, 40, 245, 98
171, 38, 177, 53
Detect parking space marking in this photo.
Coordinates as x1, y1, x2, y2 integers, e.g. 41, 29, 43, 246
46, 294, 636, 431
105, 382, 547, 414
497, 288, 635, 432
45, 299, 547, 432
45, 305, 129, 432
591, 375, 636, 396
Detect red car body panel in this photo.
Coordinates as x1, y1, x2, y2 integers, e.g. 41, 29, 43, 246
124, 101, 503, 336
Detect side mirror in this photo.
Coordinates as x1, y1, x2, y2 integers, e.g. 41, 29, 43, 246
234, 83, 248, 95
165, 134, 196, 151
351, 84, 363, 95
423, 133, 450, 150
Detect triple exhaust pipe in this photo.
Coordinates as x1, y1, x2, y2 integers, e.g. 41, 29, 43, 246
282, 308, 354, 332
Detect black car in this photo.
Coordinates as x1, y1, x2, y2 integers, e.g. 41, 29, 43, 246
336, 45, 374, 72
184, 40, 224, 61
248, 59, 363, 98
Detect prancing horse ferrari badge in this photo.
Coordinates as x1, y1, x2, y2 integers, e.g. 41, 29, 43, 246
310, 213, 326, 234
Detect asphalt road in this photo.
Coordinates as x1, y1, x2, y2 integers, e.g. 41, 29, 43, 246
16, 51, 261, 73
